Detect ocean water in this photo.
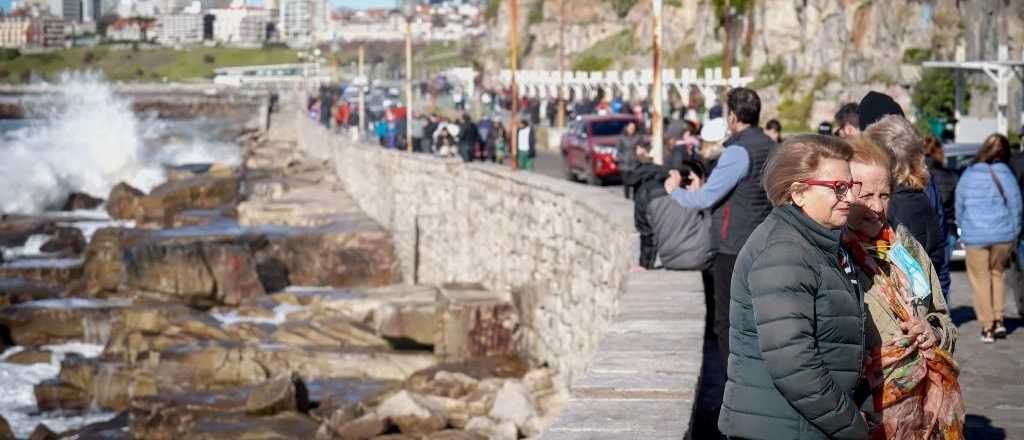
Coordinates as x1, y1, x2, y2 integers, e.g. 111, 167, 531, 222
0, 72, 243, 215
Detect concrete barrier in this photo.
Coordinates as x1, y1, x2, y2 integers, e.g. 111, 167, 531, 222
292, 110, 705, 438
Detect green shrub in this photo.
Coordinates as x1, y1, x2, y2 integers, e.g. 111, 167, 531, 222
0, 48, 20, 61
606, 0, 638, 18
902, 47, 932, 65
912, 68, 968, 122
778, 93, 814, 130
572, 54, 613, 71
698, 53, 723, 71
203, 54, 216, 64
748, 58, 785, 89
527, 0, 543, 25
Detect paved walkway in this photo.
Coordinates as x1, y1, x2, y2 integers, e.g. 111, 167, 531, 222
542, 270, 705, 440
948, 267, 1024, 439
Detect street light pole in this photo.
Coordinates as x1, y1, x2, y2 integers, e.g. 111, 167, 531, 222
358, 45, 366, 140
509, 0, 519, 170
651, 0, 664, 165
557, 0, 566, 129
402, 0, 415, 153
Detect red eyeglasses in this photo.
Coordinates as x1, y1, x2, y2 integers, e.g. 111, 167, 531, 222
800, 179, 863, 199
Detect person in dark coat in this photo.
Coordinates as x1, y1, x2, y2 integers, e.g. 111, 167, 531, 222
719, 134, 868, 440
863, 114, 950, 299
458, 113, 480, 162
923, 135, 959, 274
617, 121, 643, 199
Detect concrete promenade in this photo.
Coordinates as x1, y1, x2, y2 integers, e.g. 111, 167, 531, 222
542, 270, 705, 439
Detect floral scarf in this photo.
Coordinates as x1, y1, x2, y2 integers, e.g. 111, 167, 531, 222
842, 225, 965, 440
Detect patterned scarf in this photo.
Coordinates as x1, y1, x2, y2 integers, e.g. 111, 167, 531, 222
842, 225, 965, 440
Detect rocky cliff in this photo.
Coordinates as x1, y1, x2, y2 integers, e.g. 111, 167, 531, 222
482, 0, 1024, 129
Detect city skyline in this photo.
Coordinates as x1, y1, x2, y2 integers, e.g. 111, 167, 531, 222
0, 0, 400, 13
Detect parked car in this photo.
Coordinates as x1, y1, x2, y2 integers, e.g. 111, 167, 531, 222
560, 114, 643, 185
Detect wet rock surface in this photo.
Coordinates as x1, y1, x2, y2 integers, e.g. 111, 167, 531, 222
0, 111, 566, 440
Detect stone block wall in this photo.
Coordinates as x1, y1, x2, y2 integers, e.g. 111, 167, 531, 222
293, 114, 639, 385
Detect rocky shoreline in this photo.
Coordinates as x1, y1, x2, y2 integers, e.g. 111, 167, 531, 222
0, 110, 563, 439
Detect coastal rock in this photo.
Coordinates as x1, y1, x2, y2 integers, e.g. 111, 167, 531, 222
122, 241, 265, 305
27, 424, 56, 440
322, 412, 387, 440
80, 227, 148, 294
426, 430, 486, 440
0, 299, 130, 346
106, 182, 146, 220
140, 174, 239, 225
62, 192, 104, 211
34, 379, 91, 412
0, 414, 12, 440
376, 390, 447, 437
0, 217, 57, 248
4, 348, 51, 364
202, 243, 267, 305
257, 227, 401, 288
39, 227, 86, 255
436, 287, 520, 359
130, 407, 318, 440
0, 278, 63, 306
488, 381, 536, 429
270, 317, 389, 349
0, 257, 83, 288
243, 372, 309, 416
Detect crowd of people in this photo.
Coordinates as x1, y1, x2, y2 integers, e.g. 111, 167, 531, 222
624, 85, 1024, 439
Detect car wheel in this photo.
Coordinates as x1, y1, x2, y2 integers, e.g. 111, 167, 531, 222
565, 166, 577, 182
584, 167, 602, 186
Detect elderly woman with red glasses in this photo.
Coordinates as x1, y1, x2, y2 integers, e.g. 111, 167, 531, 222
842, 136, 961, 439
719, 134, 869, 440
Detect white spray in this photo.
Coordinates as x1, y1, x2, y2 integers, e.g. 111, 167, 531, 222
0, 72, 241, 215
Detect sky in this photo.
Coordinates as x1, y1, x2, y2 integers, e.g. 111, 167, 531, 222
1, 0, 11, 13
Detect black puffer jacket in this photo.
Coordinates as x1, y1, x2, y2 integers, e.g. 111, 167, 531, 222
719, 204, 867, 440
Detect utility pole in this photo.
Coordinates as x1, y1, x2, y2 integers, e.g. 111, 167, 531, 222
509, 0, 519, 170
651, 0, 664, 165
358, 45, 366, 140
722, 0, 732, 79
404, 13, 414, 153
556, 0, 566, 129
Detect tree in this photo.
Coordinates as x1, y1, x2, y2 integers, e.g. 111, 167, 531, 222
912, 68, 969, 122
711, 0, 755, 78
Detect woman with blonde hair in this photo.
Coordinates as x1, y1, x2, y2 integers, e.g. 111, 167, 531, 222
864, 115, 950, 301
843, 136, 963, 439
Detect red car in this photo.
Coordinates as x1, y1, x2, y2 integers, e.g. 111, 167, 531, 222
561, 114, 643, 185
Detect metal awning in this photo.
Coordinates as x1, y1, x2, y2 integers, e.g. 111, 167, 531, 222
922, 45, 1024, 137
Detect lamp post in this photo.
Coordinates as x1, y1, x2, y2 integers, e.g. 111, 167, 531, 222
401, 0, 416, 153
651, 0, 664, 165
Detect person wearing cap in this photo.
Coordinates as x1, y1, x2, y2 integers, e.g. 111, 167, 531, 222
858, 91, 950, 300
664, 87, 778, 365
834, 102, 860, 139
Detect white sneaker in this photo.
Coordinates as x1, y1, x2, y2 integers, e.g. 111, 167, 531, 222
981, 329, 995, 344
994, 321, 1007, 339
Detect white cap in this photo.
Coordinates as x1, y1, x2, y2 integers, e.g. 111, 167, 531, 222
685, 108, 700, 123
701, 118, 727, 143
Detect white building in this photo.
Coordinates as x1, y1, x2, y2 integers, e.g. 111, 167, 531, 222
277, 0, 308, 42
107, 17, 151, 41
210, 6, 268, 44
0, 17, 32, 48
156, 12, 200, 44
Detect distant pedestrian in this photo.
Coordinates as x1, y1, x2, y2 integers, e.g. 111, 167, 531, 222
765, 118, 782, 143
956, 134, 1022, 343
617, 121, 643, 199
458, 113, 479, 162
834, 102, 860, 139
436, 126, 456, 157
516, 119, 536, 171
490, 120, 508, 164
923, 134, 959, 274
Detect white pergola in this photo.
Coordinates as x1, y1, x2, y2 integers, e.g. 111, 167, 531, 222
923, 45, 1024, 137
498, 66, 753, 110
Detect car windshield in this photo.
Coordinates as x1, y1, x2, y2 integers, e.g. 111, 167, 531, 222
589, 120, 632, 137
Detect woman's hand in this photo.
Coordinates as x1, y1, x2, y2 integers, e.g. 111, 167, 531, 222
664, 169, 682, 194
900, 318, 938, 350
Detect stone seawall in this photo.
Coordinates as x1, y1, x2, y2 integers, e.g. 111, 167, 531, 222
290, 110, 705, 438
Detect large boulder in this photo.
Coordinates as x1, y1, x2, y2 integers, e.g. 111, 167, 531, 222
269, 317, 389, 349
0, 298, 132, 346
0, 257, 84, 288
130, 407, 319, 440
375, 390, 447, 437
0, 414, 13, 440
79, 227, 148, 294
39, 227, 86, 255
243, 372, 310, 416
257, 227, 401, 288
106, 182, 146, 220
139, 174, 239, 225
122, 241, 265, 305
436, 287, 520, 359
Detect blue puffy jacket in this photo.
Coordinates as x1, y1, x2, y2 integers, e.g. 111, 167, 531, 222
955, 162, 1023, 246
